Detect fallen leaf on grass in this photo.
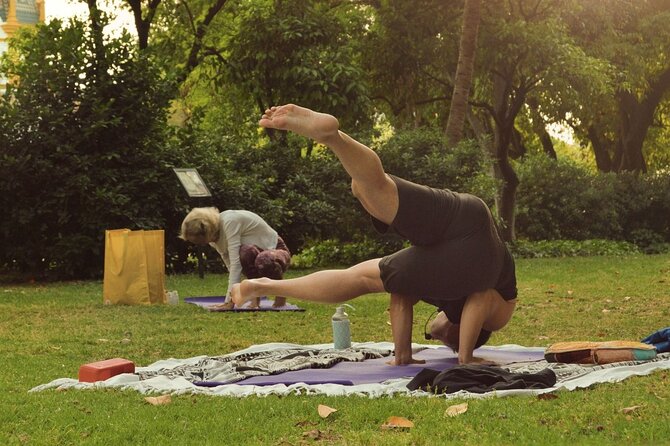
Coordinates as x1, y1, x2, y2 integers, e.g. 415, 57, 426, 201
621, 405, 643, 414
444, 402, 468, 417
145, 395, 171, 405
317, 404, 337, 418
381, 416, 414, 429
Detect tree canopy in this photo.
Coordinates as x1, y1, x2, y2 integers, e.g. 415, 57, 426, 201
1, 0, 669, 278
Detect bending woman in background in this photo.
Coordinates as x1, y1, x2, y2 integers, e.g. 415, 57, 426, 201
180, 208, 291, 309
231, 104, 517, 365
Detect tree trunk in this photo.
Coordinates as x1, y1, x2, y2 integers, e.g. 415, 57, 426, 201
616, 65, 670, 172
527, 98, 556, 159
444, 0, 481, 147
587, 125, 613, 172
185, 1, 228, 74
538, 129, 556, 159
86, 0, 106, 80
125, 0, 160, 51
493, 126, 520, 242
491, 73, 525, 242
618, 93, 655, 172
612, 139, 624, 172
509, 127, 527, 159
466, 109, 498, 203
467, 107, 518, 242
122, 0, 229, 81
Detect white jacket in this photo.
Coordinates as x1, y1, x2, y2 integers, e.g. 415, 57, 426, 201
209, 210, 278, 300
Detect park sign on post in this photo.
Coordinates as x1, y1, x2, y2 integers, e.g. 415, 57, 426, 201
173, 168, 212, 198
173, 168, 213, 279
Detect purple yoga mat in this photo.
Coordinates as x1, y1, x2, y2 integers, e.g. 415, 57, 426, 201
194, 346, 545, 387
184, 296, 304, 312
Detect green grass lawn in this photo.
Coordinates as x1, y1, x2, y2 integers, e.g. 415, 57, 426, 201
1, 254, 669, 445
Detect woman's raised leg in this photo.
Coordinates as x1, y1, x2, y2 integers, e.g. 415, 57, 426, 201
259, 104, 399, 225
230, 258, 384, 306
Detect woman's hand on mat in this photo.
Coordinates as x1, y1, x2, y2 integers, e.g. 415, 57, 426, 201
386, 356, 426, 366
212, 301, 235, 310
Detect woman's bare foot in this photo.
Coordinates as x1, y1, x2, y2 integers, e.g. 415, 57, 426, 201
259, 104, 340, 145
231, 279, 268, 307
272, 296, 287, 308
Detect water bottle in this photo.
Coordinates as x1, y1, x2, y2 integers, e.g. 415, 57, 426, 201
166, 290, 179, 305
332, 305, 352, 349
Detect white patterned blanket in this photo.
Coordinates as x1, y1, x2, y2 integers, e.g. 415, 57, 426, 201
30, 342, 670, 398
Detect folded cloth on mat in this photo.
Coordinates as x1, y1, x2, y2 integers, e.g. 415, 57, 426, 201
184, 296, 304, 312
406, 364, 557, 394
545, 341, 656, 364
642, 327, 670, 353
137, 346, 391, 384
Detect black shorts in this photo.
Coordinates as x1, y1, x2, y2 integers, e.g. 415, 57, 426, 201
374, 176, 517, 322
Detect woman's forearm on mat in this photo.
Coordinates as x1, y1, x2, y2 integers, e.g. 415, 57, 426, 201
389, 294, 421, 365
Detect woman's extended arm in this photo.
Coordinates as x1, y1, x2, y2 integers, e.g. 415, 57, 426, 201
387, 293, 426, 366
458, 289, 515, 364
457, 292, 490, 364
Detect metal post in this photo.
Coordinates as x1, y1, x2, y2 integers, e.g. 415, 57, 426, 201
173, 168, 214, 280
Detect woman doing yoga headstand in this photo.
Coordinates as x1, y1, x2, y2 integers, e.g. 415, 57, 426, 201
231, 104, 517, 366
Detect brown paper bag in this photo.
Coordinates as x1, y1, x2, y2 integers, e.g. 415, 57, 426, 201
103, 229, 166, 305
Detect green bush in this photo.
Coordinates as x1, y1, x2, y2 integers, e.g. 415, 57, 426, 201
610, 171, 670, 248
510, 239, 643, 258
214, 129, 496, 255
515, 154, 621, 240
374, 129, 497, 202
515, 155, 670, 247
291, 237, 406, 269
169, 126, 360, 254
0, 20, 182, 279
293, 237, 654, 268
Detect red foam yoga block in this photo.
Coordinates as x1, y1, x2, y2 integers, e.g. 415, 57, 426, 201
78, 358, 135, 382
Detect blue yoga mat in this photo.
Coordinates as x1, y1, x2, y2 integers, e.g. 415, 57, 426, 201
194, 346, 545, 387
184, 296, 304, 312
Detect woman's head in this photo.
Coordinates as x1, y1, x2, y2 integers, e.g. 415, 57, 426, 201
179, 207, 220, 245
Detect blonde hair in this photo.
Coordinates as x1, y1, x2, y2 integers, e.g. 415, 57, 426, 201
179, 207, 221, 242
